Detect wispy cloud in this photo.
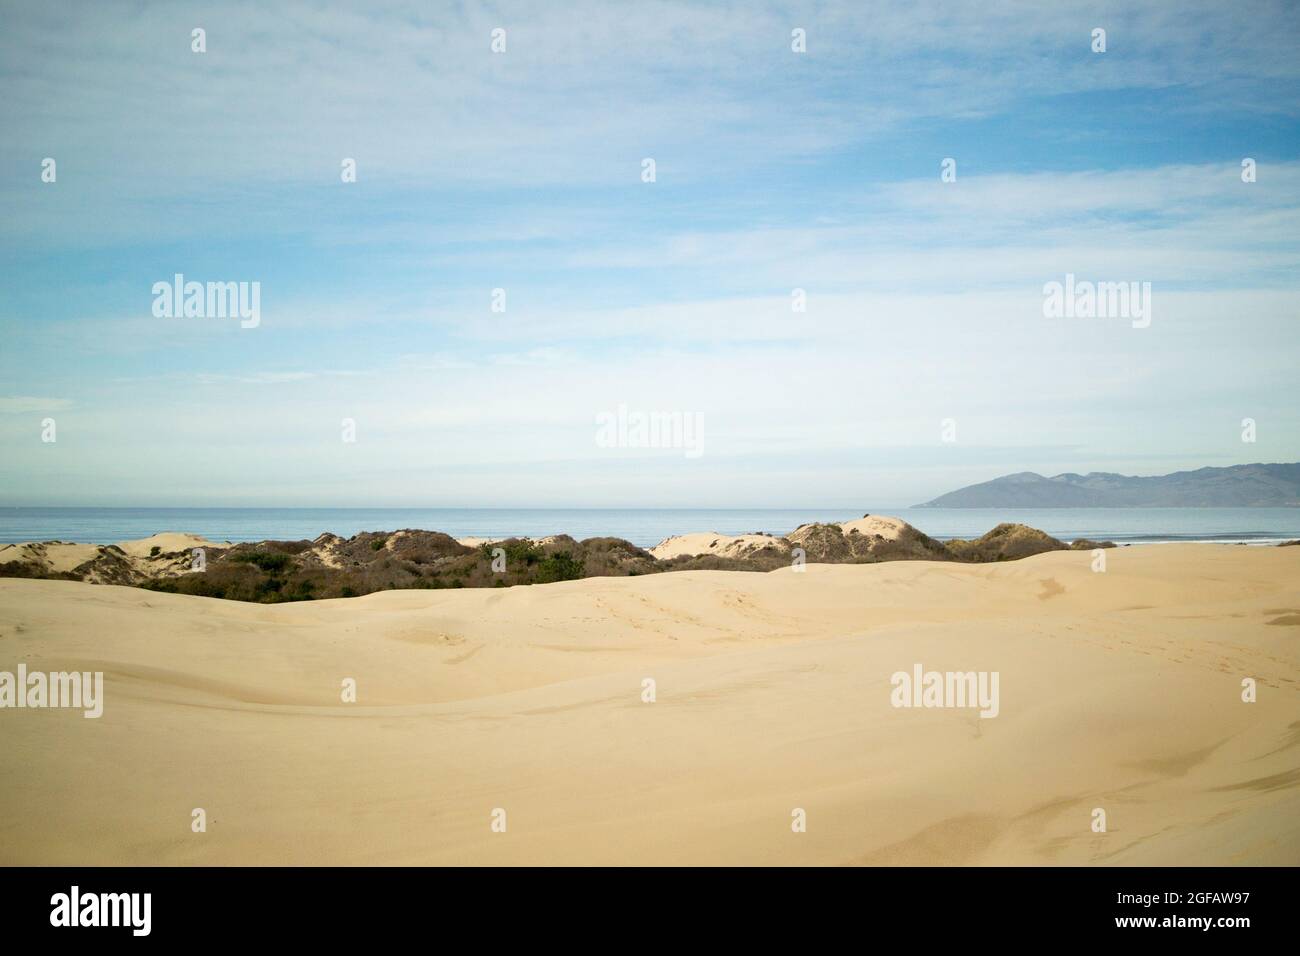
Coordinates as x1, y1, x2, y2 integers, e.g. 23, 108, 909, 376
1, 2, 1297, 506
0, 396, 73, 414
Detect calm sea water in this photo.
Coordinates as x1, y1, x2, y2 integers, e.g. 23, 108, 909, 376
1, 507, 1297, 548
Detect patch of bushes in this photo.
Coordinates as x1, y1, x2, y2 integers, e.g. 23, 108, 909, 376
480, 539, 544, 567
231, 551, 291, 573
536, 550, 584, 583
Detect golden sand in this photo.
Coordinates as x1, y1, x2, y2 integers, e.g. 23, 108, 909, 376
0, 544, 1296, 865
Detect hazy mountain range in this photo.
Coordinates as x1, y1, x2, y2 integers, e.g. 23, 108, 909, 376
917, 463, 1300, 508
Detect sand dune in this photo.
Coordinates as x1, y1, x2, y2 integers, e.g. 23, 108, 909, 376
649, 531, 788, 560
1, 544, 1297, 865
649, 516, 909, 559
0, 541, 103, 574
838, 515, 908, 540
0, 532, 225, 583
111, 532, 222, 559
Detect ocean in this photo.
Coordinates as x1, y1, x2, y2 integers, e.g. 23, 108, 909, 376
1, 507, 1297, 548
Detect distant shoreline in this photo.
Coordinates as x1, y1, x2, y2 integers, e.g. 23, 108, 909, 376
4, 516, 1297, 605
2, 505, 1300, 550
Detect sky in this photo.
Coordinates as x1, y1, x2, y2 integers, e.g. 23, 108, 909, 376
1, 0, 1298, 508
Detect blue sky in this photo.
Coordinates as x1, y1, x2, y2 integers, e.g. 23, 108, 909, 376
1, 0, 1298, 507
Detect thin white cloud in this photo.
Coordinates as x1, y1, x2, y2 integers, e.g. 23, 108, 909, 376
0, 396, 73, 413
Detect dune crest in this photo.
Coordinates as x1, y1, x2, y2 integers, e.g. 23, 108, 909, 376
0, 533, 225, 584
0, 517, 1118, 601
649, 531, 788, 561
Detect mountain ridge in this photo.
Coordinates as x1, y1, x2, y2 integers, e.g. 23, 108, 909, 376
917, 463, 1300, 508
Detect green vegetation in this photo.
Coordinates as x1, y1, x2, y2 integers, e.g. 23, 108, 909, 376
231, 551, 291, 572
480, 539, 544, 567
535, 550, 584, 583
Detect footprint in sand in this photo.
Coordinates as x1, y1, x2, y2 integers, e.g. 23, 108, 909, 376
1037, 578, 1065, 600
